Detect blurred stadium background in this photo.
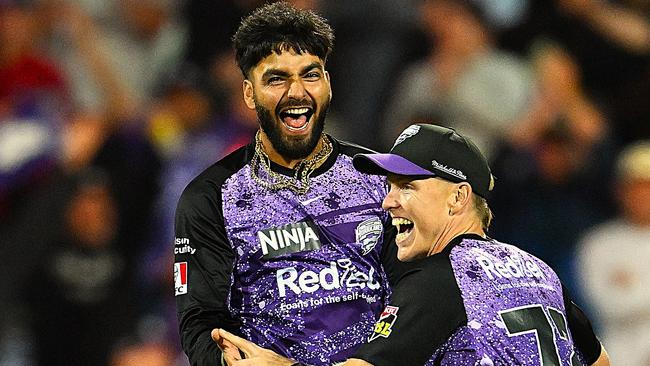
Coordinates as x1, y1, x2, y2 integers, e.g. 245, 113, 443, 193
0, 0, 648, 365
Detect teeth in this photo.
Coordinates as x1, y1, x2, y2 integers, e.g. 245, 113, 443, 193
391, 217, 413, 233
392, 217, 413, 227
285, 107, 310, 114
396, 231, 410, 242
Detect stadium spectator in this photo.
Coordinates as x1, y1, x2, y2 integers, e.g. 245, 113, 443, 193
381, 0, 536, 158
577, 141, 650, 366
23, 168, 139, 366
488, 42, 618, 298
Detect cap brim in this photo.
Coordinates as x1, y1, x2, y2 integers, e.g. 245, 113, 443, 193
353, 153, 436, 176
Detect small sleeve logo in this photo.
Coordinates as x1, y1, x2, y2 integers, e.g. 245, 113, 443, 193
368, 305, 399, 342
174, 262, 188, 296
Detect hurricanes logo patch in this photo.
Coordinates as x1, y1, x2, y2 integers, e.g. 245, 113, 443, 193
355, 217, 383, 255
174, 262, 188, 296
369, 305, 399, 341
392, 125, 421, 149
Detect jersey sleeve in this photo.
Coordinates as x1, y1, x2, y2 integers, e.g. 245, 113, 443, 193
353, 257, 467, 366
562, 286, 602, 365
174, 178, 239, 366
379, 224, 414, 287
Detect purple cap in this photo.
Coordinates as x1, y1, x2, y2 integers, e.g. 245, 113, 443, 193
353, 153, 435, 177
353, 124, 494, 198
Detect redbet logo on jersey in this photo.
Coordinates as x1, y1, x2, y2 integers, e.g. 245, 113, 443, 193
275, 259, 381, 297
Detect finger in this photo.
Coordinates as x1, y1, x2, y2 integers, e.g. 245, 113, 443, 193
210, 328, 224, 347
212, 329, 228, 350
231, 358, 269, 366
218, 329, 258, 356
224, 354, 264, 365
223, 350, 240, 366
212, 329, 243, 362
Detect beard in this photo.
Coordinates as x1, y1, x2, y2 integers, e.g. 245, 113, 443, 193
256, 98, 329, 161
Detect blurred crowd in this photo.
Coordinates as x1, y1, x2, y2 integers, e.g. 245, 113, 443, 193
0, 0, 648, 365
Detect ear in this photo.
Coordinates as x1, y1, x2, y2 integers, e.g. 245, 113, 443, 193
325, 70, 333, 100
242, 80, 255, 110
449, 183, 472, 215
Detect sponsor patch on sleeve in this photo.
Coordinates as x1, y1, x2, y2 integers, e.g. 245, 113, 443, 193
368, 305, 399, 342
174, 262, 188, 296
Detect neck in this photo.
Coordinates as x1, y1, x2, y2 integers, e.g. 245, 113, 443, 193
428, 217, 485, 256
258, 130, 326, 169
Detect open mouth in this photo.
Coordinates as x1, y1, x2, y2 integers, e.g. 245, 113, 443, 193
392, 217, 414, 243
279, 107, 314, 131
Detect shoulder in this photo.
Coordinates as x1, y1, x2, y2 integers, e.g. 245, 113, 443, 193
178, 144, 252, 207
333, 138, 378, 159
394, 253, 461, 306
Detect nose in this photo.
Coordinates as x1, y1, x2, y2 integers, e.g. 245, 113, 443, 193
287, 79, 307, 99
382, 185, 399, 211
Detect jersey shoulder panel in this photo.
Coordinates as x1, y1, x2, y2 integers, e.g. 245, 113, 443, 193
335, 138, 379, 158
183, 143, 252, 196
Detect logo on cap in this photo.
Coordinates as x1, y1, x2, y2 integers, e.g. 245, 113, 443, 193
392, 125, 421, 149
431, 160, 466, 180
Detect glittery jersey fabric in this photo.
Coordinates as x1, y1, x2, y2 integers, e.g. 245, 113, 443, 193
354, 234, 597, 366
175, 138, 395, 366
433, 237, 583, 365
222, 153, 390, 365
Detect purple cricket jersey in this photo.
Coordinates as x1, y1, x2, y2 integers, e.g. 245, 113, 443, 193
222, 153, 390, 364
175, 138, 396, 366
355, 234, 592, 366
433, 237, 583, 365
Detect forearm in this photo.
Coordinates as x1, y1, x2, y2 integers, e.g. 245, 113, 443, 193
178, 307, 240, 366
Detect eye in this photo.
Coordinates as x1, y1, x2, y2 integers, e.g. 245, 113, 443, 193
397, 181, 416, 192
267, 76, 284, 85
304, 71, 321, 81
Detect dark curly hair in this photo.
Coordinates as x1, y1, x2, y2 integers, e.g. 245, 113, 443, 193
232, 1, 335, 78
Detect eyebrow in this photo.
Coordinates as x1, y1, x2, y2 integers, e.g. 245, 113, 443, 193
300, 62, 324, 75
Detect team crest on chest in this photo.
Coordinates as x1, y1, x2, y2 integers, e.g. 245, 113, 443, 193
355, 217, 383, 255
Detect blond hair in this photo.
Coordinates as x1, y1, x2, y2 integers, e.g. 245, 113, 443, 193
473, 194, 493, 230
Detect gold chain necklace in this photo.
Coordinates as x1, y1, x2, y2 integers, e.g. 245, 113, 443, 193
250, 131, 333, 195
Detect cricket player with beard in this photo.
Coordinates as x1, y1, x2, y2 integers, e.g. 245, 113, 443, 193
174, 2, 407, 365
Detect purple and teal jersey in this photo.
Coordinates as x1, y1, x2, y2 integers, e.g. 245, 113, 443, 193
355, 234, 602, 366
175, 137, 402, 366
